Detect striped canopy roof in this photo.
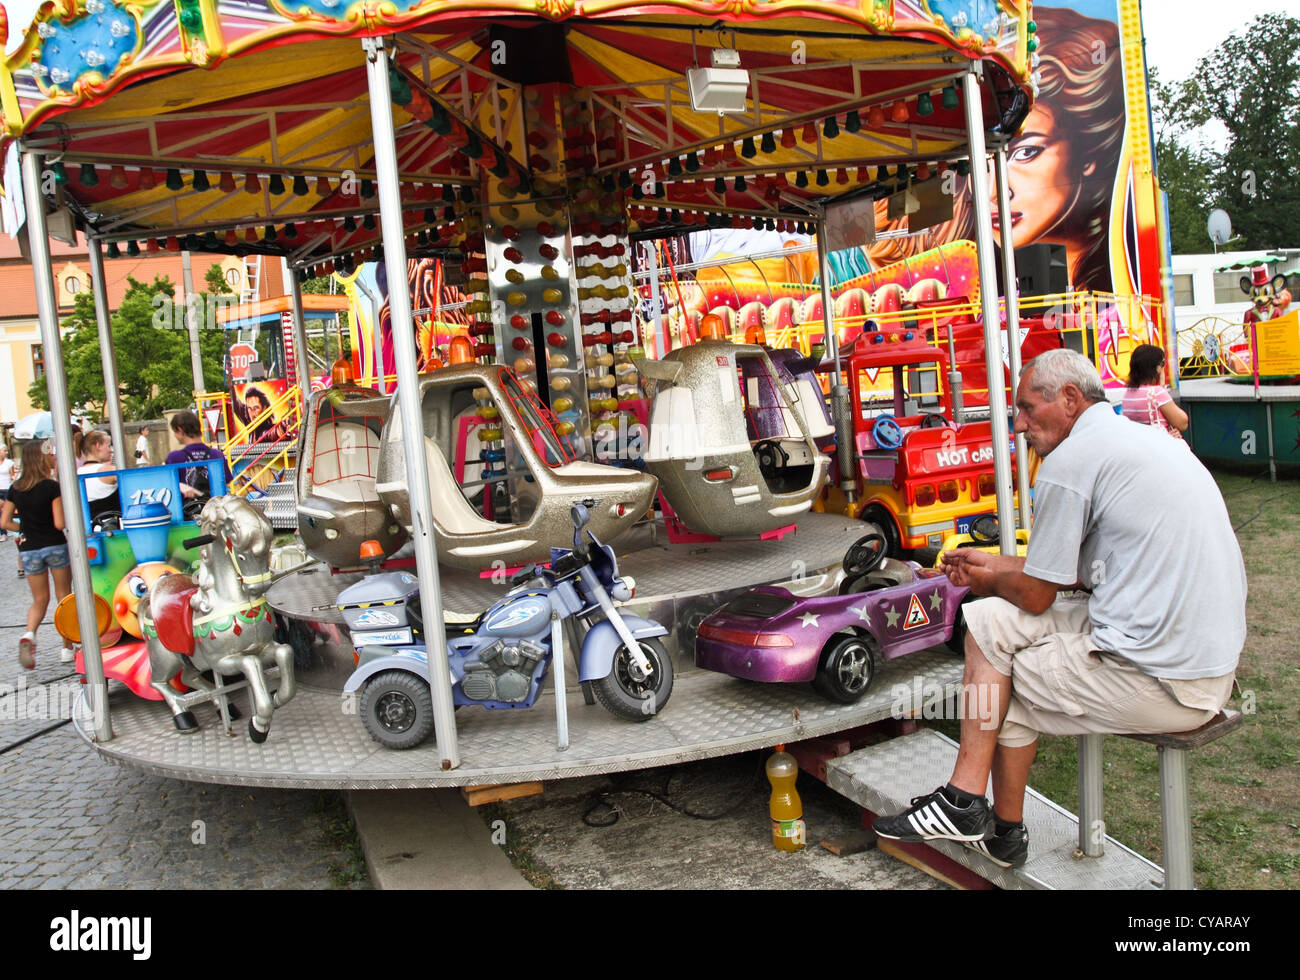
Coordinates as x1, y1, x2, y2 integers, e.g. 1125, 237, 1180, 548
1, 0, 1034, 261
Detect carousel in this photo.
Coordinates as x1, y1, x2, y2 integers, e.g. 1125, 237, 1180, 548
4, 0, 1038, 788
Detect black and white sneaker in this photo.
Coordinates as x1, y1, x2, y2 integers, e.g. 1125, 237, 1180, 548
966, 824, 1029, 868
873, 788, 994, 843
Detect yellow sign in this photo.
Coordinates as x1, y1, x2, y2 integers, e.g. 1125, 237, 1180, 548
1254, 311, 1300, 376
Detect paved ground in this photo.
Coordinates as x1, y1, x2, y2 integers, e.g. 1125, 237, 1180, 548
0, 538, 369, 890
481, 752, 945, 890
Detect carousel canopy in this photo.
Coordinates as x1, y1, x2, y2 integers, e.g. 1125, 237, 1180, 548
1, 0, 1034, 265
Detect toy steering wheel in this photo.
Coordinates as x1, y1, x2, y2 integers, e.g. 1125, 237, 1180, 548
919, 413, 949, 429
843, 530, 888, 577
872, 415, 904, 450
753, 439, 789, 478
967, 514, 1000, 545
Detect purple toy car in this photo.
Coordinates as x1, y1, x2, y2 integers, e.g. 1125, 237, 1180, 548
695, 531, 970, 702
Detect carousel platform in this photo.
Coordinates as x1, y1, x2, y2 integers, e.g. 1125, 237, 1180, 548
75, 511, 950, 788
72, 650, 963, 789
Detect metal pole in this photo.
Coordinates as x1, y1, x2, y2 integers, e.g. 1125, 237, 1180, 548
86, 238, 127, 461
363, 37, 459, 768
993, 146, 1032, 533
21, 149, 112, 742
646, 244, 666, 356
180, 250, 206, 398
961, 70, 1017, 556
1076, 733, 1105, 858
817, 211, 857, 503
285, 259, 313, 407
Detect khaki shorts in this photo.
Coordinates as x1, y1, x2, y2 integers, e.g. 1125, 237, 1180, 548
963, 595, 1226, 748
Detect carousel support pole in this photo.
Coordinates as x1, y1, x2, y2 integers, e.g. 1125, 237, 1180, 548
286, 260, 312, 408
962, 70, 1017, 557
364, 36, 459, 769
86, 238, 127, 461
20, 149, 112, 742
817, 210, 857, 504
993, 146, 1032, 534
180, 250, 206, 399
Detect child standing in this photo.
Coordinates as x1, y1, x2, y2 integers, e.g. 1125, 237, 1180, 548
1, 442, 74, 667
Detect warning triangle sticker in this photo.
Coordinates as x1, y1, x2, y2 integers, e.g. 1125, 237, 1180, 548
903, 593, 930, 630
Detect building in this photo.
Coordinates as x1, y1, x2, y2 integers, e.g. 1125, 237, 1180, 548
1169, 250, 1300, 355
0, 234, 287, 423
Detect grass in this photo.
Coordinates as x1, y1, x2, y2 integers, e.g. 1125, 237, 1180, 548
310, 794, 371, 889
956, 469, 1300, 890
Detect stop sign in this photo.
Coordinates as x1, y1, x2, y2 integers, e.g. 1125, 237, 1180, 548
229, 342, 257, 381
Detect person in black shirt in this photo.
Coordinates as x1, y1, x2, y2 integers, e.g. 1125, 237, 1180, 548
1, 442, 73, 668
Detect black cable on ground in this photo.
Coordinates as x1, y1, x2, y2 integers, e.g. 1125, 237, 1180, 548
581, 754, 766, 827
0, 672, 77, 698
0, 719, 72, 755
1232, 486, 1300, 534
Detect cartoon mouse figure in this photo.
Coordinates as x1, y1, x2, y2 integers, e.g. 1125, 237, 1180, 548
1241, 266, 1292, 326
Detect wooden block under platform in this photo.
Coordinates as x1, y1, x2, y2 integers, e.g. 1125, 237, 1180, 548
874, 837, 992, 890
460, 782, 544, 807
819, 829, 876, 857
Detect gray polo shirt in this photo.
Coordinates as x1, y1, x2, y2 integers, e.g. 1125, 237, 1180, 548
1024, 402, 1246, 679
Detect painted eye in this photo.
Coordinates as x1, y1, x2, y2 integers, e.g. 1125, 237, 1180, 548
128, 575, 148, 599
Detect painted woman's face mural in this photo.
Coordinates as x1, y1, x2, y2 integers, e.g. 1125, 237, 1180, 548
991, 103, 1097, 253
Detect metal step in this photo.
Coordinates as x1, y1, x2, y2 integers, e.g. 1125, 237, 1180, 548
825, 730, 1165, 890
263, 480, 298, 530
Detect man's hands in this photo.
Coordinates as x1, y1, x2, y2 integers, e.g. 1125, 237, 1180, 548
941, 548, 1018, 595
941, 548, 1059, 615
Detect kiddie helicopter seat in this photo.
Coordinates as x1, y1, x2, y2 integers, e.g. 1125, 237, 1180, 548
311, 419, 382, 504
421, 435, 500, 535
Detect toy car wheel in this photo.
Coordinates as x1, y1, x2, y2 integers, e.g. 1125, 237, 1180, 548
947, 602, 969, 656
812, 634, 877, 703
861, 507, 902, 559
592, 637, 674, 722
359, 670, 435, 750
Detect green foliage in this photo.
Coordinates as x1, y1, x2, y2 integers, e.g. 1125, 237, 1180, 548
27, 273, 230, 422
1156, 14, 1300, 252
204, 262, 234, 295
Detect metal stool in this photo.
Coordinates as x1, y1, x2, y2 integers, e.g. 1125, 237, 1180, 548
1075, 709, 1242, 889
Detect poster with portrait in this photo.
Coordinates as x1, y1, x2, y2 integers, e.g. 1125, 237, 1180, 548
853, 0, 1164, 384
232, 378, 292, 443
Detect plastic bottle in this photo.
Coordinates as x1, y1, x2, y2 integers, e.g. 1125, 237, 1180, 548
766, 745, 805, 852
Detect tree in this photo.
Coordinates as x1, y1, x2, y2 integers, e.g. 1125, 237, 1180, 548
1150, 69, 1216, 254
1192, 14, 1300, 250
28, 272, 231, 421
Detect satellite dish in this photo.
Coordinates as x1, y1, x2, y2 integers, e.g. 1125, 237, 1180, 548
1207, 209, 1233, 247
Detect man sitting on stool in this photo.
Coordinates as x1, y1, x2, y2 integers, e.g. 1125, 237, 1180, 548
873, 349, 1245, 868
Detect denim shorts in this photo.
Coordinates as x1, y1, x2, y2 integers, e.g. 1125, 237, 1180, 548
20, 544, 70, 575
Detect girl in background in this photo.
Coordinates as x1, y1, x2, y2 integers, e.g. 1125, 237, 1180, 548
2, 441, 74, 667
1123, 343, 1188, 438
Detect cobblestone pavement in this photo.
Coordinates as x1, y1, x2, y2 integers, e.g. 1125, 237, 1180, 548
0, 538, 369, 890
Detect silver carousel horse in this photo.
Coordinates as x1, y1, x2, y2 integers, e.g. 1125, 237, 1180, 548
142, 496, 296, 743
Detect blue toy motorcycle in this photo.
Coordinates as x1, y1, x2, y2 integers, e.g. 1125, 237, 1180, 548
338, 503, 673, 749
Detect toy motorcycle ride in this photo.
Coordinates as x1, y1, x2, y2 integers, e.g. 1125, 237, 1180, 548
339, 503, 673, 749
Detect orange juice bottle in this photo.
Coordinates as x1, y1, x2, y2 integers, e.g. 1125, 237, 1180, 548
766, 745, 805, 851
